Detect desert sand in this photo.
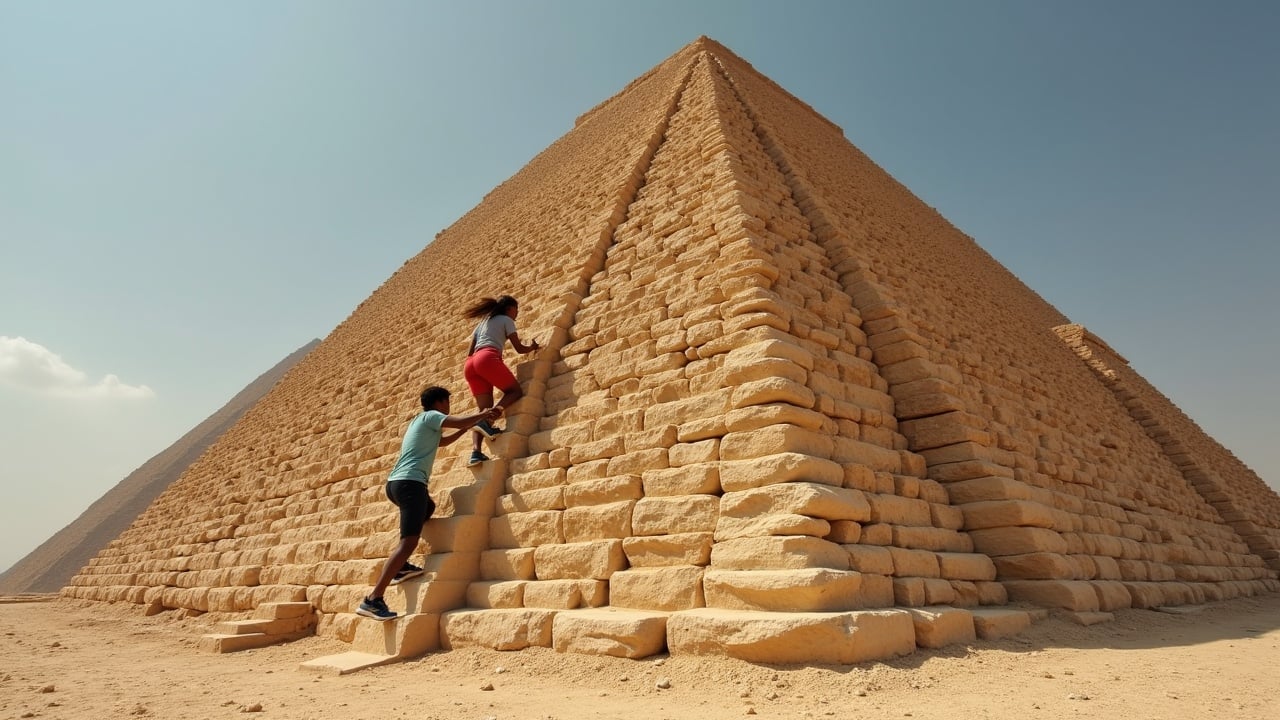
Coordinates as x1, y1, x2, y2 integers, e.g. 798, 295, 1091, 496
2, 594, 1277, 720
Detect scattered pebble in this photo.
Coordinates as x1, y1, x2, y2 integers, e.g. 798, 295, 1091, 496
765, 691, 779, 701
1041, 672, 1054, 679
656, 677, 672, 690
653, 659, 666, 667
129, 704, 149, 715
619, 675, 629, 682
746, 709, 757, 715
240, 703, 263, 713
495, 666, 506, 674
480, 682, 495, 691
39, 684, 56, 693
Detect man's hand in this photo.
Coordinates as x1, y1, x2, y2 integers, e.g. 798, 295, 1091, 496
485, 407, 503, 420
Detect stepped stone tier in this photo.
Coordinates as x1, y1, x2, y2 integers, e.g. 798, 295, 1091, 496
65, 38, 1279, 663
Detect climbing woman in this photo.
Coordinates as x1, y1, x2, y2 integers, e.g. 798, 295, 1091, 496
462, 295, 540, 467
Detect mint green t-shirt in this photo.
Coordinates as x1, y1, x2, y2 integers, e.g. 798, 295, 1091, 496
386, 410, 447, 484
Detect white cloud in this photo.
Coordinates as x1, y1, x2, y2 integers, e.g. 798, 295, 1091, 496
0, 336, 154, 399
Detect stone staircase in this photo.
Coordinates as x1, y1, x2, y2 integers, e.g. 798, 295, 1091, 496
199, 601, 316, 653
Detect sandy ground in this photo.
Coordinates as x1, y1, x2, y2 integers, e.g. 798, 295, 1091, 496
2, 594, 1278, 720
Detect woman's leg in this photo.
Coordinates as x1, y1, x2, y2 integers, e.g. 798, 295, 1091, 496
495, 382, 524, 415
471, 392, 494, 453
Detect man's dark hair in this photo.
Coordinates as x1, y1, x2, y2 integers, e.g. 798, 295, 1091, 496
420, 386, 450, 410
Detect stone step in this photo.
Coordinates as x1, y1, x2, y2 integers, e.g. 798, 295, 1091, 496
253, 601, 314, 620
211, 615, 314, 636
200, 632, 277, 653
300, 613, 439, 673
299, 651, 400, 676
968, 607, 1033, 640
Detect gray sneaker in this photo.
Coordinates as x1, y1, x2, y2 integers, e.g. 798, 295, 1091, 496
356, 596, 396, 621
473, 420, 503, 439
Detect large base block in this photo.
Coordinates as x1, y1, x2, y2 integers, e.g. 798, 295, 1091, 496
1003, 580, 1101, 611
551, 608, 669, 658
969, 608, 1033, 640
905, 606, 976, 648
439, 608, 556, 650
666, 608, 916, 664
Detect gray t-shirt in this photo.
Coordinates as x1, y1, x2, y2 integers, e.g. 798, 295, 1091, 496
473, 314, 516, 352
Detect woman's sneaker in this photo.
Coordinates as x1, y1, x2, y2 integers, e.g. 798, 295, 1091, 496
473, 420, 503, 439
467, 450, 490, 468
390, 561, 425, 585
356, 596, 396, 621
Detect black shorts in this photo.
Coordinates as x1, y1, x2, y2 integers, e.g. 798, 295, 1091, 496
386, 480, 436, 539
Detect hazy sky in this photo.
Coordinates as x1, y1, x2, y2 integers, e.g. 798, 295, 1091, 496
2, 0, 1277, 574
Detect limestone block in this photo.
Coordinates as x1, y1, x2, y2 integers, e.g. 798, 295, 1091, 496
440, 608, 555, 650
891, 526, 971, 553
969, 608, 1032, 640
622, 533, 713, 567
552, 608, 669, 658
522, 580, 582, 609
466, 581, 526, 609
508, 467, 567, 493
719, 453, 843, 491
721, 482, 871, 523
669, 439, 719, 466
969, 527, 1068, 556
715, 513, 831, 540
993, 552, 1079, 580
607, 448, 670, 476
609, 566, 706, 611
703, 568, 864, 611
936, 552, 998, 581
480, 548, 535, 580
725, 403, 827, 432
976, 581, 1008, 605
832, 438, 902, 473
497, 486, 565, 515
630, 495, 719, 537
641, 463, 721, 496
352, 612, 438, 658
866, 493, 932, 526
899, 412, 990, 451
731, 377, 816, 409
845, 544, 895, 575
666, 608, 915, 664
929, 503, 965, 530
923, 578, 957, 604
892, 578, 927, 606
826, 520, 862, 544
720, 424, 834, 462
711, 535, 850, 570
489, 511, 563, 549
534, 540, 625, 580
563, 501, 635, 542
906, 606, 976, 648
564, 475, 643, 506
1092, 580, 1133, 611
888, 547, 941, 578
1003, 580, 1101, 611
961, 500, 1057, 530
643, 389, 733, 429
722, 339, 815, 377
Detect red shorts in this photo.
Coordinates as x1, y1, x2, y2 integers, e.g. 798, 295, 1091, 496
464, 346, 517, 396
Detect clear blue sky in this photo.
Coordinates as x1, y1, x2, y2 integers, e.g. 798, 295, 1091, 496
2, 1, 1277, 573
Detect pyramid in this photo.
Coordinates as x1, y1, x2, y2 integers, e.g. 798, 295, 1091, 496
65, 38, 1279, 664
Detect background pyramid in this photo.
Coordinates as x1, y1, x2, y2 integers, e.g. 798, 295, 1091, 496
65, 38, 1278, 663
0, 340, 318, 595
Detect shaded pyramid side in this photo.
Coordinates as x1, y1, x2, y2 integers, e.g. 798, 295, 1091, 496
1056, 324, 1280, 571
1, 340, 319, 594
704, 39, 1277, 607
